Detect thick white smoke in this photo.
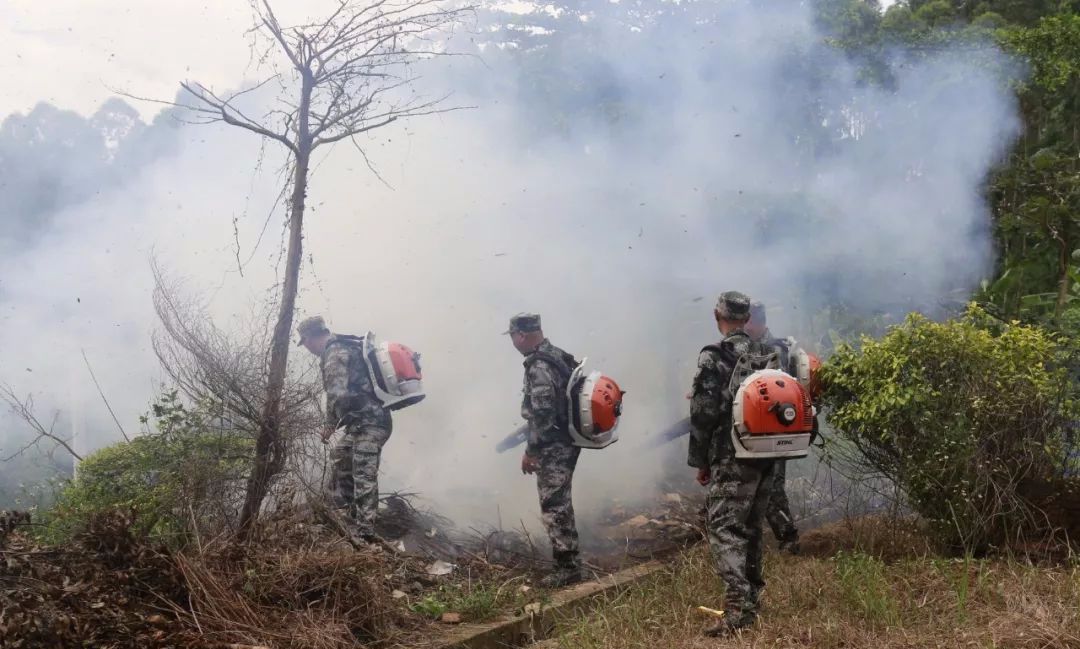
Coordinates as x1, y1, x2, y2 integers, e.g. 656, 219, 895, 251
0, 0, 1019, 530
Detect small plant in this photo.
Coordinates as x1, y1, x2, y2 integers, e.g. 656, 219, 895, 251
834, 551, 900, 627
409, 581, 515, 623
933, 555, 990, 623
410, 594, 450, 619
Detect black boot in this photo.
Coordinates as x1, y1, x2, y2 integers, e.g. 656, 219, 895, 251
778, 534, 801, 555
540, 551, 584, 588
703, 609, 757, 637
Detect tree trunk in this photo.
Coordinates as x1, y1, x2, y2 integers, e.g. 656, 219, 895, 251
1054, 233, 1071, 323
237, 74, 314, 539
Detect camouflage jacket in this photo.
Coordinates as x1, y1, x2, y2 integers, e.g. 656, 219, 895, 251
321, 334, 392, 431
687, 330, 769, 469
521, 339, 577, 455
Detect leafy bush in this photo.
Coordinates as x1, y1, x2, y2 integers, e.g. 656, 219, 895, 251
820, 305, 1078, 552
40, 392, 252, 546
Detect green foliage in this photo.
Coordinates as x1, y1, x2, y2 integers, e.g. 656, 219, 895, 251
914, 0, 957, 28
821, 306, 1078, 551
1002, 14, 1080, 90
409, 594, 450, 619
984, 15, 1080, 323
833, 552, 900, 627
39, 392, 251, 546
815, 0, 883, 43
985, 145, 1080, 322
408, 581, 520, 623
881, 5, 927, 39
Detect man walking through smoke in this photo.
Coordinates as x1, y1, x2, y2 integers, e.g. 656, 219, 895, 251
689, 292, 775, 636
746, 300, 801, 554
298, 316, 392, 546
507, 313, 585, 587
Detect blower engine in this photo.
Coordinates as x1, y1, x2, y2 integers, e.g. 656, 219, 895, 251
360, 332, 426, 411
565, 359, 624, 449
730, 369, 814, 459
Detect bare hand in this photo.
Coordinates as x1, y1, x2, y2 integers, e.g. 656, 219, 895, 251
321, 426, 336, 444
696, 467, 711, 486
521, 453, 540, 475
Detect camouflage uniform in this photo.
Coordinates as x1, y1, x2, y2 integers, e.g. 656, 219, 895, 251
512, 314, 582, 577
303, 318, 393, 541
689, 293, 775, 629
754, 326, 801, 551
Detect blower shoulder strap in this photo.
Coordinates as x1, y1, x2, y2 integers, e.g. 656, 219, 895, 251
727, 347, 781, 395
524, 350, 577, 429
330, 333, 367, 348
524, 351, 574, 385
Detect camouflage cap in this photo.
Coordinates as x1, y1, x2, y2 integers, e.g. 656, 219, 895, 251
504, 313, 542, 335
749, 299, 767, 323
296, 315, 330, 345
715, 291, 752, 321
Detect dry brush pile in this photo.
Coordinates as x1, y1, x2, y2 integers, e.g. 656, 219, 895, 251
0, 508, 436, 649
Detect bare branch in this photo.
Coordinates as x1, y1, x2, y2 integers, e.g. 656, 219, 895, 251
0, 386, 82, 462
256, 0, 306, 71
351, 137, 395, 189
81, 349, 130, 443
180, 82, 299, 154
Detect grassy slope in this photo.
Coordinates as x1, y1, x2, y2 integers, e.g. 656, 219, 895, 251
551, 530, 1080, 648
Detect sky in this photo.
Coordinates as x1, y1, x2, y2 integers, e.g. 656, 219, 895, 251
0, 1, 341, 118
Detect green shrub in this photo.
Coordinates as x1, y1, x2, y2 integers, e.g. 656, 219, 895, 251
40, 392, 252, 547
820, 305, 1078, 552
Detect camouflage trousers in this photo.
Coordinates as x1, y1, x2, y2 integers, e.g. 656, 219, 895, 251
536, 444, 581, 569
706, 457, 776, 621
329, 424, 391, 538
766, 460, 798, 545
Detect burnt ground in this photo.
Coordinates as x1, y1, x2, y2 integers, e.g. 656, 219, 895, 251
0, 485, 705, 649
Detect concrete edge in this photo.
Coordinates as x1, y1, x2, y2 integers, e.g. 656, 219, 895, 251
434, 561, 668, 649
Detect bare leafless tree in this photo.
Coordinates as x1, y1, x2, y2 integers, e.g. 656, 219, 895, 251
0, 386, 82, 463
133, 0, 471, 537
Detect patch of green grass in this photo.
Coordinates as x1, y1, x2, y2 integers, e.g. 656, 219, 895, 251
833, 551, 900, 627
932, 554, 991, 624
409, 579, 529, 623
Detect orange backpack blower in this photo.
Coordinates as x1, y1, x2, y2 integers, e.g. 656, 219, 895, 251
359, 332, 425, 411
566, 360, 624, 449
730, 368, 814, 459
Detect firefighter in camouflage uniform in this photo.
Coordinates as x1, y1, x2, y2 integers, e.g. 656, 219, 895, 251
507, 313, 585, 588
689, 292, 776, 636
298, 315, 392, 546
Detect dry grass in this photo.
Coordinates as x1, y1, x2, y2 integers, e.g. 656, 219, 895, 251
798, 515, 940, 562
552, 531, 1080, 648
174, 546, 421, 649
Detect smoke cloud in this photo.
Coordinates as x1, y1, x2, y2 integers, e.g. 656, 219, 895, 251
0, 0, 1019, 530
